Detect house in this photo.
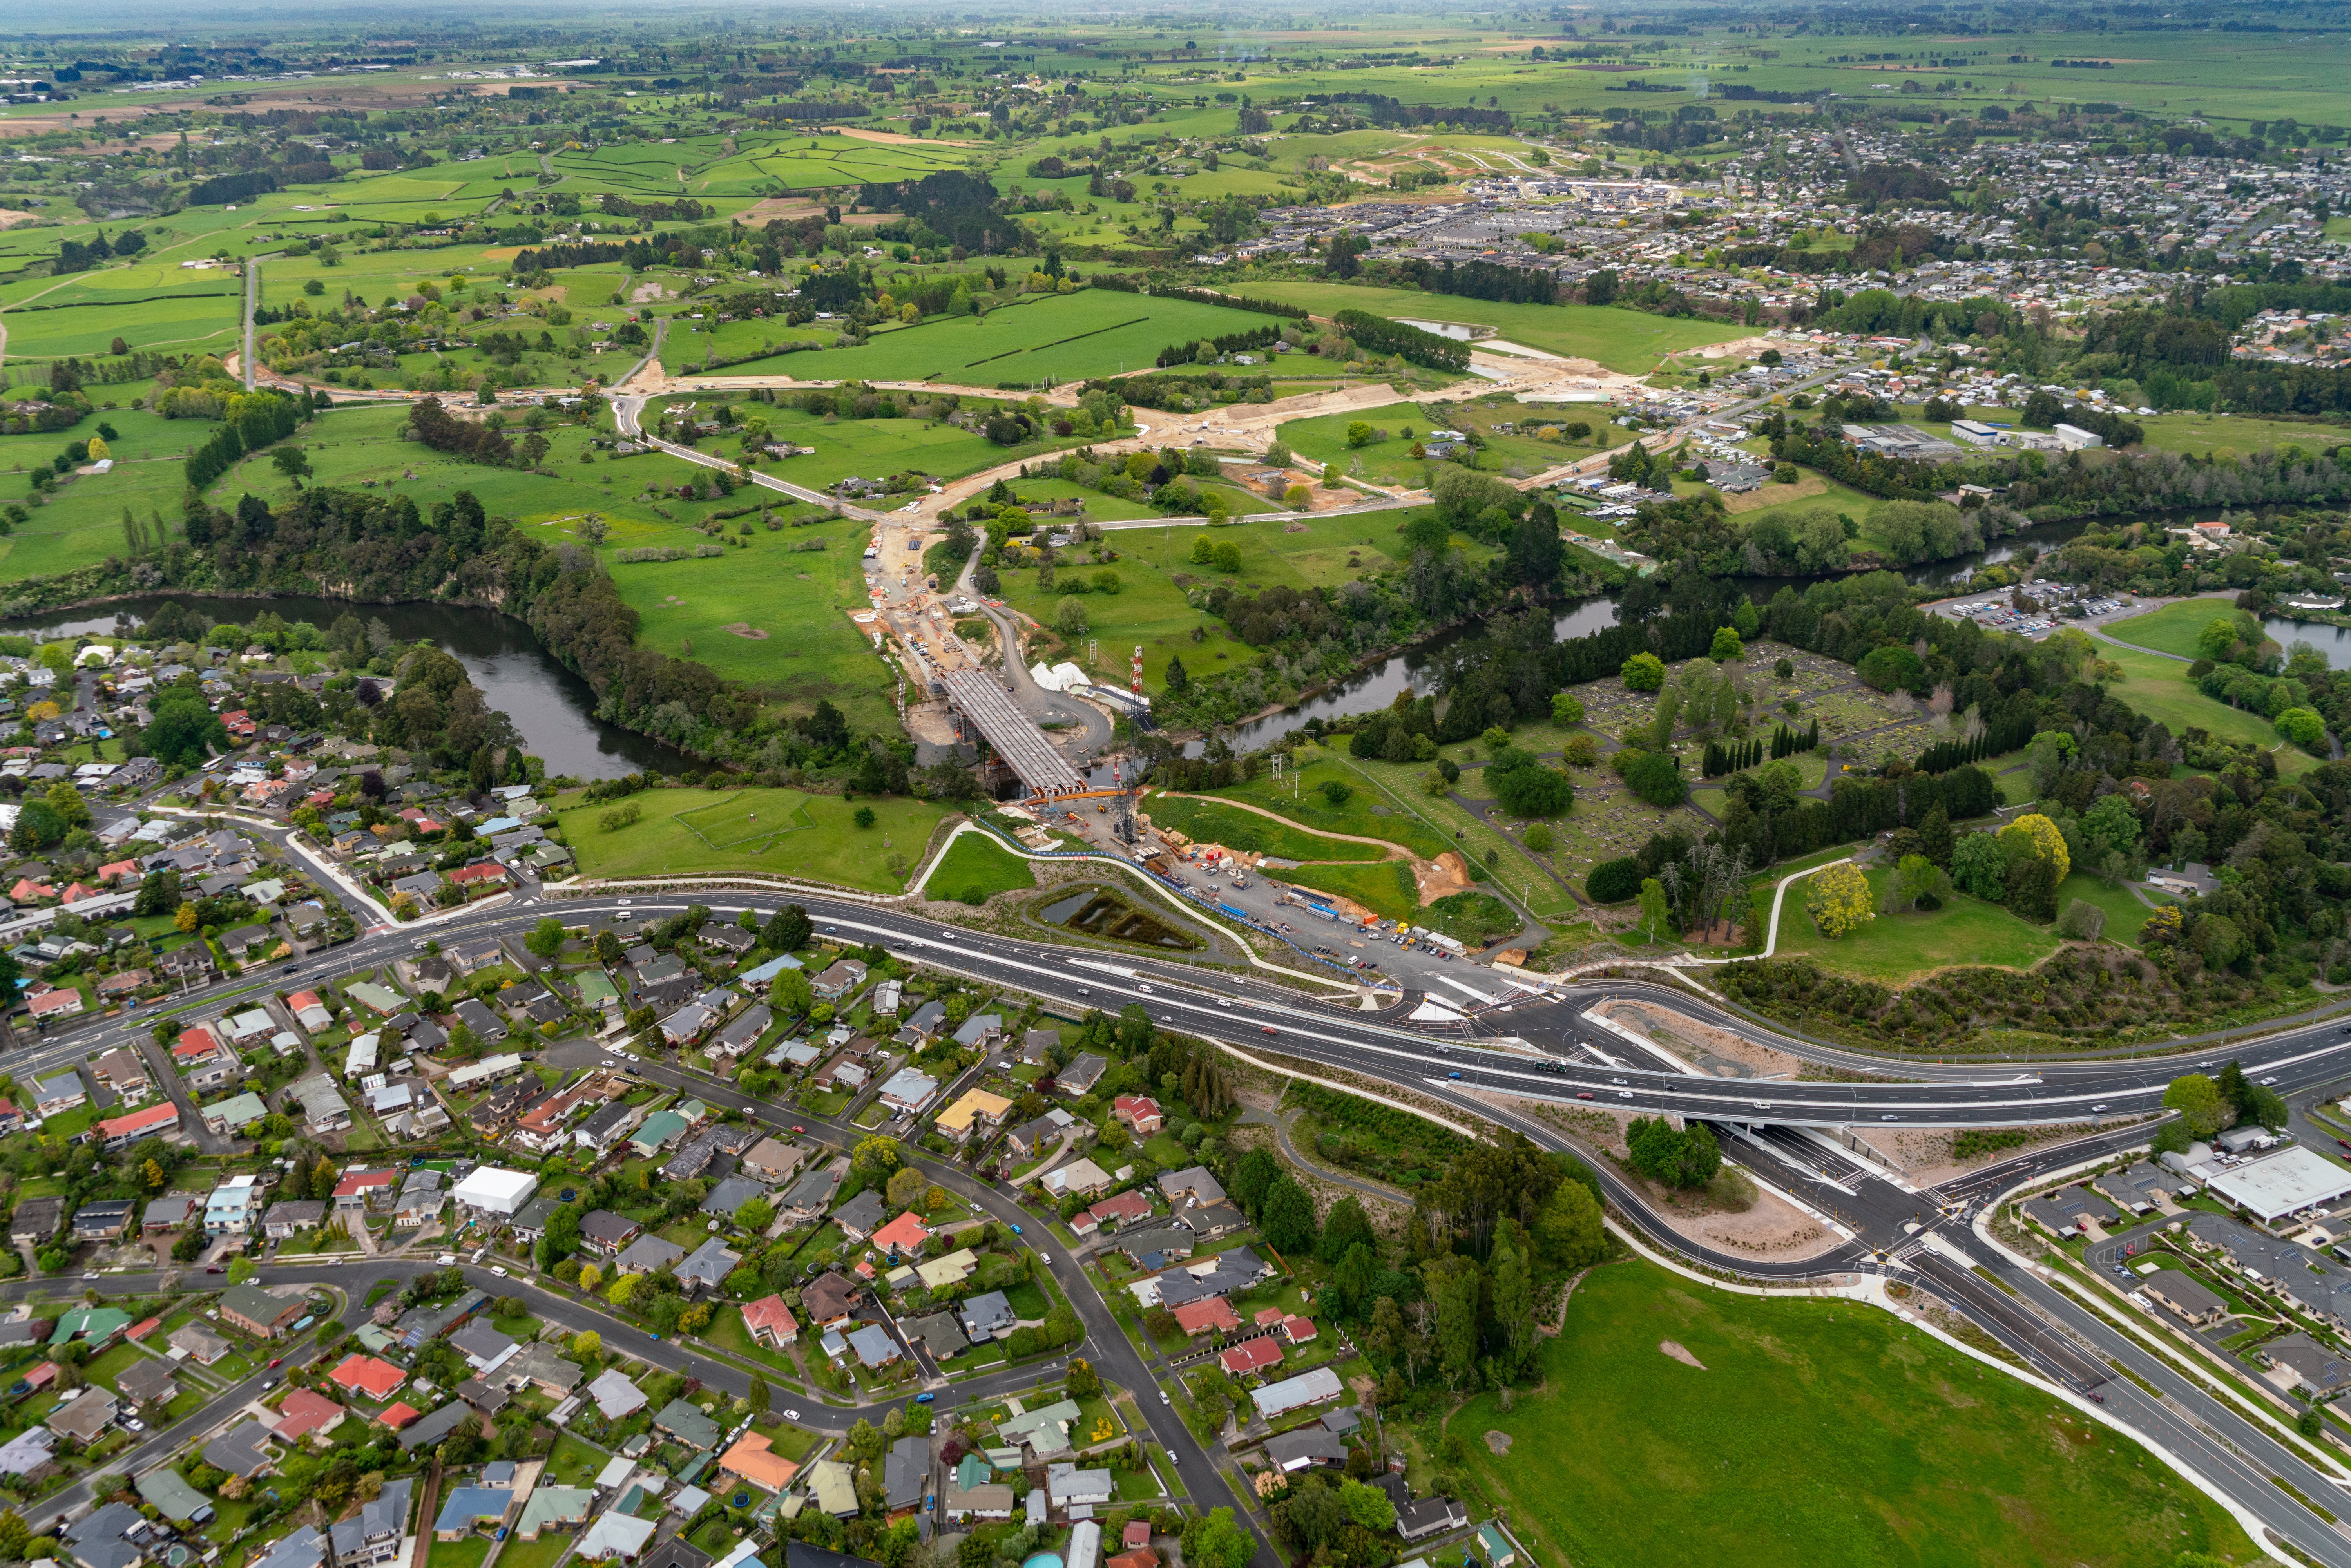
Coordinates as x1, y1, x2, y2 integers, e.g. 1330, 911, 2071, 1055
205, 1175, 266, 1235
2143, 1269, 2232, 1328
142, 1193, 198, 1235
959, 1290, 1018, 1342
273, 1388, 347, 1443
779, 1159, 846, 1222
1040, 1157, 1113, 1200
334, 1169, 399, 1212
801, 1273, 862, 1331
1179, 1201, 1247, 1239
885, 1435, 930, 1514
333, 1477, 413, 1566
1056, 1053, 1108, 1097
740, 1138, 805, 1185
895, 1000, 947, 1047
2263, 1332, 2351, 1395
915, 1248, 978, 1291
936, 1088, 1012, 1140
1170, 1297, 1241, 1336
711, 1005, 773, 1059
450, 1321, 520, 1375
877, 1067, 938, 1114
203, 1420, 279, 1478
396, 1403, 477, 1454
655, 1398, 723, 1451
845, 1323, 901, 1369
953, 1012, 1004, 1050
1251, 1367, 1344, 1421
871, 1211, 931, 1256
30, 1070, 86, 1117
580, 1211, 642, 1255
833, 1190, 888, 1242
288, 992, 333, 1032
1005, 1112, 1074, 1160
901, 1311, 968, 1361
449, 1166, 538, 1219
1045, 1464, 1114, 1509
1219, 1337, 1283, 1377
996, 1399, 1082, 1459
677, 1237, 738, 1294
24, 988, 82, 1024
575, 1511, 658, 1563
718, 1432, 800, 1494
741, 1296, 799, 1349
49, 1388, 119, 1447
454, 998, 507, 1043
514, 1487, 595, 1541
616, 1233, 685, 1275
806, 1459, 860, 1518
700, 1175, 769, 1220
1087, 1191, 1153, 1231
587, 1368, 648, 1421
331, 1355, 407, 1400
205, 1091, 270, 1137
9, 1195, 64, 1247
135, 1468, 215, 1526
498, 1342, 583, 1398
72, 1200, 136, 1242
94, 1102, 179, 1152
221, 1283, 307, 1339
1159, 1166, 1225, 1208
170, 1321, 234, 1364
1478, 1524, 1517, 1568
1263, 1430, 1349, 1472
810, 959, 868, 1002
1112, 1095, 1162, 1134
573, 1101, 643, 1154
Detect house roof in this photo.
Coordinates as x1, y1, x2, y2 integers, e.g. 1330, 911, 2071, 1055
741, 1296, 799, 1341
331, 1355, 406, 1399
870, 1211, 931, 1253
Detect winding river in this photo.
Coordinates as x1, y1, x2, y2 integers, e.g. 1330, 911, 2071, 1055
5, 594, 689, 780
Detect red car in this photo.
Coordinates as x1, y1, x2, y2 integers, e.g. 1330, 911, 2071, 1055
268, 1358, 283, 1369
1261, 1026, 1279, 1036
791, 1126, 806, 1135
205, 1265, 224, 1275
1577, 1092, 1595, 1101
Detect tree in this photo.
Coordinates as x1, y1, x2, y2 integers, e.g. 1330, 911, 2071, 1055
1182, 1510, 1256, 1568
1999, 812, 2071, 884
1550, 692, 1585, 725
1621, 652, 1666, 690
885, 1166, 929, 1211
524, 916, 567, 961
2057, 900, 2106, 941
272, 447, 313, 489
577, 1264, 604, 1295
1491, 1223, 1536, 1379
1422, 1253, 1483, 1387
735, 1198, 775, 1233
1317, 1196, 1376, 1266
853, 806, 878, 829
1067, 1358, 1101, 1398
1261, 1175, 1317, 1255
853, 1135, 902, 1174
1628, 1117, 1720, 1188
1709, 626, 1744, 661
226, 1257, 257, 1285
1533, 1177, 1605, 1268
1886, 854, 1951, 912
2082, 794, 2142, 863
1338, 1478, 1396, 1533
2278, 706, 2327, 751
572, 1330, 601, 1357
1953, 831, 2007, 902
2163, 1074, 2226, 1140
1805, 862, 1873, 938
763, 904, 813, 952
1636, 878, 1672, 943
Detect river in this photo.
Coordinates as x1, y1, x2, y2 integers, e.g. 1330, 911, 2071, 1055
5, 594, 688, 780
1189, 520, 2094, 754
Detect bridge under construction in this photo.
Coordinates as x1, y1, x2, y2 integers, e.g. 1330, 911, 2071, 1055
940, 668, 1086, 799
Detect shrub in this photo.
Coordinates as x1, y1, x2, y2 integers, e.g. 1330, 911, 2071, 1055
1620, 652, 1666, 690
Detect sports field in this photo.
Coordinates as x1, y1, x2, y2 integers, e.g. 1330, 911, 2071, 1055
2097, 598, 2241, 661
1242, 283, 1751, 374
553, 786, 951, 891
723, 289, 1283, 384
1455, 1260, 2259, 1568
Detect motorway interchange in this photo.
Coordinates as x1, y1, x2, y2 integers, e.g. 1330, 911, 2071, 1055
24, 862, 2351, 1564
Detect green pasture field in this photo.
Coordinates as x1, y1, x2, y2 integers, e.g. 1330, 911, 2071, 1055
2055, 872, 2174, 949
1243, 283, 1751, 374
1771, 867, 2061, 981
553, 785, 949, 891
722, 289, 1287, 385
1003, 475, 1159, 523
2097, 598, 2239, 661
1142, 791, 1391, 862
1206, 747, 1456, 862
0, 405, 221, 581
1458, 1259, 2259, 1568
661, 315, 834, 373
1898, 405, 2341, 463
1279, 400, 1592, 488
997, 506, 1467, 693
2, 286, 240, 361
1273, 859, 1418, 923
922, 831, 1036, 903
639, 400, 1051, 492
162, 401, 895, 730
2095, 643, 2315, 778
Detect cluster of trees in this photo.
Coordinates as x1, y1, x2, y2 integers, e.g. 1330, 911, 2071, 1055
1625, 1116, 1722, 1188
404, 396, 518, 467
2159, 1060, 2288, 1152
1331, 310, 1469, 373
183, 390, 305, 491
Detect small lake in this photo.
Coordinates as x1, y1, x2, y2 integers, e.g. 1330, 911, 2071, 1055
2262, 614, 2351, 669
5, 592, 689, 780
1395, 319, 1489, 342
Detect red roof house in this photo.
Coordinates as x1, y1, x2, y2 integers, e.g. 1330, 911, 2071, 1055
1112, 1095, 1163, 1134
331, 1355, 407, 1400
1218, 1337, 1284, 1376
871, 1211, 931, 1255
741, 1296, 800, 1349
272, 1388, 346, 1442
1280, 1315, 1318, 1344
376, 1402, 419, 1430
173, 1025, 223, 1065
1170, 1297, 1241, 1336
